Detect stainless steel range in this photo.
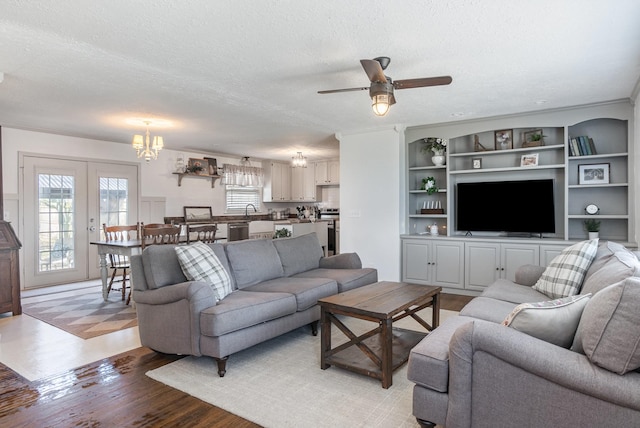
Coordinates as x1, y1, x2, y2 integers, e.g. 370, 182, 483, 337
320, 208, 339, 255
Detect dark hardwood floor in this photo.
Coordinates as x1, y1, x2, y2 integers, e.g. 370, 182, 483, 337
0, 293, 472, 427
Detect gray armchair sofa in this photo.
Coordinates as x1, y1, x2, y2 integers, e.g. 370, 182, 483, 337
131, 232, 377, 376
408, 240, 640, 427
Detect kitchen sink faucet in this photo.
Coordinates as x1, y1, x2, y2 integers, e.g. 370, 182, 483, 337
244, 204, 257, 218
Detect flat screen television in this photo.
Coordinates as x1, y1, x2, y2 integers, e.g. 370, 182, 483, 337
456, 179, 555, 235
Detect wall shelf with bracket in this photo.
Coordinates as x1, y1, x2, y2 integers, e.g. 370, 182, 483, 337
173, 172, 221, 188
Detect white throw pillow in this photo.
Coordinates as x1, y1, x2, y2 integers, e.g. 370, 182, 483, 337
175, 241, 232, 301
502, 294, 591, 348
532, 239, 599, 299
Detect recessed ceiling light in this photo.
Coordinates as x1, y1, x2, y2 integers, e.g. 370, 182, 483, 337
534, 99, 548, 105
450, 112, 466, 117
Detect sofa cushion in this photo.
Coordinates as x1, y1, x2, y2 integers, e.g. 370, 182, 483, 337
572, 278, 640, 374
480, 279, 550, 304
243, 277, 338, 311
141, 245, 188, 289
458, 297, 518, 323
175, 242, 232, 301
502, 294, 591, 348
272, 233, 323, 277
292, 268, 378, 293
208, 243, 236, 290
407, 315, 477, 392
225, 239, 284, 288
580, 242, 640, 296
200, 290, 298, 337
532, 239, 599, 299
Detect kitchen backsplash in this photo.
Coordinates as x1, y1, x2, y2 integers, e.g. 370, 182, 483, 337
319, 186, 340, 208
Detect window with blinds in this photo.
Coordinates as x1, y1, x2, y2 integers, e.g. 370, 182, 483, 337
225, 185, 262, 213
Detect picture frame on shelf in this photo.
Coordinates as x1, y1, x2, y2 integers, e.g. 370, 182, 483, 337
522, 129, 545, 147
183, 206, 213, 223
578, 163, 610, 185
472, 158, 482, 169
204, 157, 218, 175
187, 158, 208, 175
494, 129, 513, 150
520, 153, 539, 167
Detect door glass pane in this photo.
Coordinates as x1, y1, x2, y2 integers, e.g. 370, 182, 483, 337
99, 177, 129, 237
38, 174, 75, 272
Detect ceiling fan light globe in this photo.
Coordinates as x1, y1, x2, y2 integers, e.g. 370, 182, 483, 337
372, 94, 390, 116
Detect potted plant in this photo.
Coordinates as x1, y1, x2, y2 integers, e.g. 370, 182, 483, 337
584, 218, 601, 239
420, 138, 448, 166
421, 177, 438, 195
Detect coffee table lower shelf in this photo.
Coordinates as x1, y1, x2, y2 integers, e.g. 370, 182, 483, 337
323, 327, 427, 382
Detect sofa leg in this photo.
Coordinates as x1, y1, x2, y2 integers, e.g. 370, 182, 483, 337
416, 418, 436, 428
310, 320, 319, 336
214, 356, 228, 377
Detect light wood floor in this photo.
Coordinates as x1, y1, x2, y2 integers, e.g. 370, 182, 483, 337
0, 293, 472, 427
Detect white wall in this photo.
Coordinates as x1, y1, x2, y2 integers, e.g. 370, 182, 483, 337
1, 127, 257, 225
338, 126, 404, 281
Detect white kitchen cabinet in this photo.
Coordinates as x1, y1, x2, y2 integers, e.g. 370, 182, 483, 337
291, 164, 316, 201
315, 160, 340, 185
263, 162, 291, 202
402, 238, 464, 289
465, 242, 539, 291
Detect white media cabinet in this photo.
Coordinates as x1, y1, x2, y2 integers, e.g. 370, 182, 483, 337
401, 101, 635, 295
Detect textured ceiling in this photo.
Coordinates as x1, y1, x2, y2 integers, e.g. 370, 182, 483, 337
1, 0, 639, 162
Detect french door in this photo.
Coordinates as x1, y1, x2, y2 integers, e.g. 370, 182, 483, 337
22, 155, 139, 288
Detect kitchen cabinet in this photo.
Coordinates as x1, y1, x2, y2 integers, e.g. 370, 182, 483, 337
291, 163, 316, 201
402, 238, 464, 289
315, 160, 340, 185
465, 242, 539, 291
263, 162, 291, 202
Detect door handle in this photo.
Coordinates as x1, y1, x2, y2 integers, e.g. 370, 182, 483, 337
88, 226, 96, 232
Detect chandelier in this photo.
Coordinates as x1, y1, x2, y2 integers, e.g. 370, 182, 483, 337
291, 152, 307, 168
132, 120, 164, 162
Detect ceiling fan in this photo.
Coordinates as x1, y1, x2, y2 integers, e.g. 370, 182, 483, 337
318, 56, 452, 116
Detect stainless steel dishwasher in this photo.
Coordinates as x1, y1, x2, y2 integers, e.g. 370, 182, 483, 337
228, 222, 249, 241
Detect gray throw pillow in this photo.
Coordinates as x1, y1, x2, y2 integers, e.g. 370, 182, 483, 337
573, 278, 640, 374
502, 294, 591, 348
580, 243, 640, 295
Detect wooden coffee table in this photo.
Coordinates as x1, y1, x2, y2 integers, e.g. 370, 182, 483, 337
318, 281, 441, 388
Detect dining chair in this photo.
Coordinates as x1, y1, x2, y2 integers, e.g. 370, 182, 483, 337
141, 224, 181, 249
102, 223, 140, 304
186, 224, 218, 244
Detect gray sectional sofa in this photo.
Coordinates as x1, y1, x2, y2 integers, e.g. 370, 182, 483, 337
408, 240, 640, 427
130, 232, 377, 376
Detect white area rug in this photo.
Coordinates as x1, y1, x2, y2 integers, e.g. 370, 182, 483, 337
146, 308, 458, 428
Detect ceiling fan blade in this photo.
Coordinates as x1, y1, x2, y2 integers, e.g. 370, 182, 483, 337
393, 76, 453, 90
318, 87, 369, 94
360, 59, 387, 83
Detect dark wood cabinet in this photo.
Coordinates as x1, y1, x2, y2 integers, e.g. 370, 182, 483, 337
0, 221, 22, 315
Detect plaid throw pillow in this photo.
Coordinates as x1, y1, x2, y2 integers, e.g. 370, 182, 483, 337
533, 239, 599, 299
175, 241, 232, 301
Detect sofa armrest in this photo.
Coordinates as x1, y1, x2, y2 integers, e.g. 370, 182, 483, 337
446, 321, 640, 427
133, 281, 217, 357
514, 264, 545, 286
133, 281, 216, 307
319, 252, 362, 269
